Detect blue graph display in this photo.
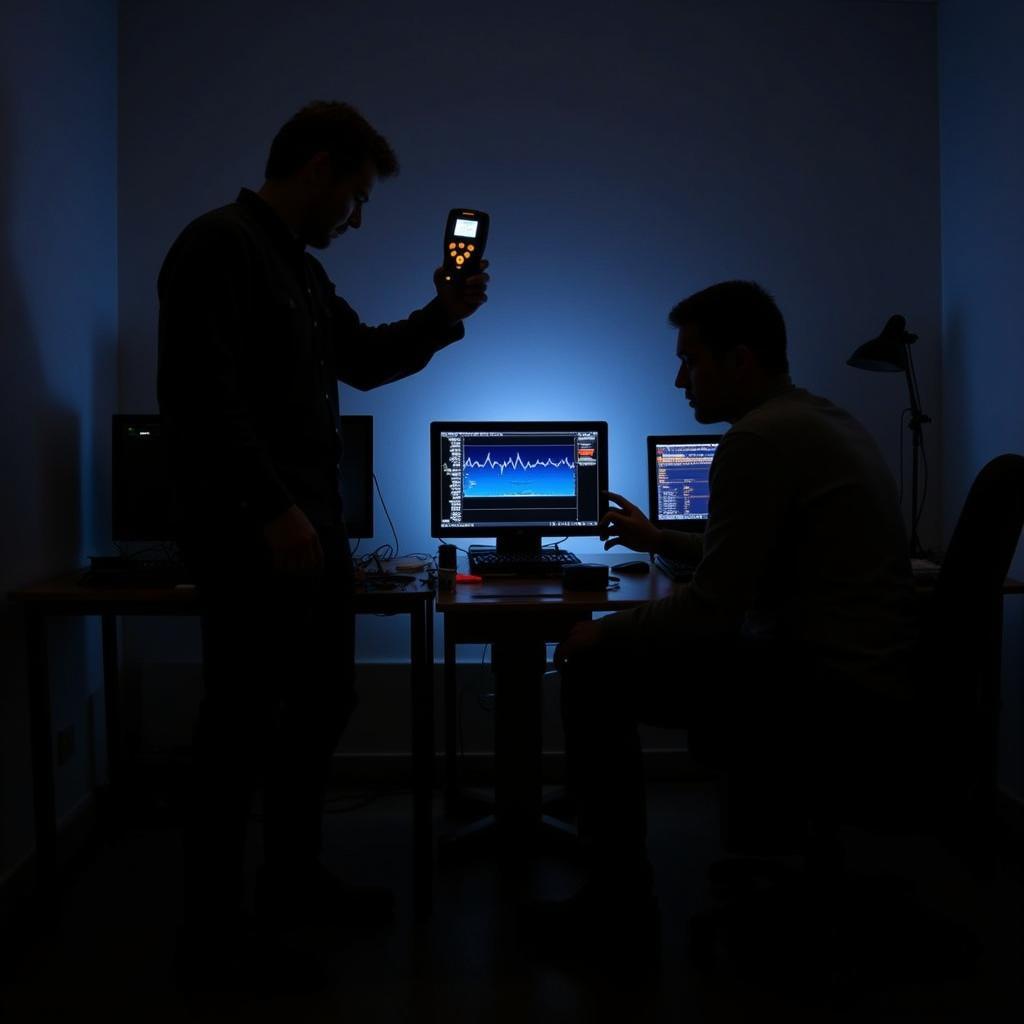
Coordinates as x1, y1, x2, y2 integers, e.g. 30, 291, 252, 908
463, 444, 576, 498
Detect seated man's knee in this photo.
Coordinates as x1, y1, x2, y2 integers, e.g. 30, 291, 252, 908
559, 650, 628, 726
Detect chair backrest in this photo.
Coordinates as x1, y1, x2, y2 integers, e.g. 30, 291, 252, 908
927, 454, 1024, 692
921, 453, 1024, 816
741, 457, 1023, 861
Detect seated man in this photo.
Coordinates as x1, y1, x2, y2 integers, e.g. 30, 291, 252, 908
541, 280, 919, 953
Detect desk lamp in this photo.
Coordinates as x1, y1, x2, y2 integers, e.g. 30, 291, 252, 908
847, 315, 931, 558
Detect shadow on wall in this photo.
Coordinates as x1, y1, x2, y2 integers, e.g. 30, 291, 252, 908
0, 81, 94, 871
0, 87, 83, 587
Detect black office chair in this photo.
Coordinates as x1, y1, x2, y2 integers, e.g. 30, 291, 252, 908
693, 453, 1024, 991
913, 453, 1024, 869
823, 452, 1024, 862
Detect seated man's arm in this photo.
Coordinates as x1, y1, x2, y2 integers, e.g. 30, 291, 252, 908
601, 490, 705, 563
597, 430, 791, 650
654, 530, 705, 564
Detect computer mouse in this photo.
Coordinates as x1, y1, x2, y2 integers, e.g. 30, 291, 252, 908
612, 560, 650, 575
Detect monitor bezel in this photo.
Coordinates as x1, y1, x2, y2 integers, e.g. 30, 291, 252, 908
646, 433, 721, 534
430, 420, 609, 539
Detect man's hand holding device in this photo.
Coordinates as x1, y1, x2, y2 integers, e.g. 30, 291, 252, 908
435, 208, 490, 324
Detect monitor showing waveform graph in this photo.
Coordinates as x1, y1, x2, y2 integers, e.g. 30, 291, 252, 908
430, 421, 609, 543
463, 444, 576, 498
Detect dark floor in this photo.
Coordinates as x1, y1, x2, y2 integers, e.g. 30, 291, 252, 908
2, 779, 1022, 1023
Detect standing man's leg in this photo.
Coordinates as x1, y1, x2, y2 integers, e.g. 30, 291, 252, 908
180, 569, 288, 935
257, 528, 394, 924
261, 546, 356, 873
177, 560, 339, 991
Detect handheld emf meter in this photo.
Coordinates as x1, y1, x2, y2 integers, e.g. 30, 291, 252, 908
443, 208, 489, 283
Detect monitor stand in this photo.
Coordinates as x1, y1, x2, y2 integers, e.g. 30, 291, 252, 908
494, 531, 543, 557
440, 530, 583, 861
439, 604, 583, 861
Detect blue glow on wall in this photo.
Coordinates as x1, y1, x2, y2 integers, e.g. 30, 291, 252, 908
118, 0, 941, 661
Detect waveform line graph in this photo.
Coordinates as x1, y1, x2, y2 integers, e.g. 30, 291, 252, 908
463, 444, 576, 498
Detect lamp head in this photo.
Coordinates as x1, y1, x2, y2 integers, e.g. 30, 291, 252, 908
847, 314, 918, 372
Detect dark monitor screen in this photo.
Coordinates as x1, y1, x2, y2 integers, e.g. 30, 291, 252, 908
112, 414, 375, 542
112, 415, 176, 542
339, 414, 373, 539
646, 434, 721, 533
431, 421, 609, 540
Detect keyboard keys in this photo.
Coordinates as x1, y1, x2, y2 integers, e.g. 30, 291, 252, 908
467, 550, 581, 577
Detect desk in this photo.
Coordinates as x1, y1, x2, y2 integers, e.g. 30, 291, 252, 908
11, 570, 436, 918
436, 553, 676, 850
437, 555, 1024, 853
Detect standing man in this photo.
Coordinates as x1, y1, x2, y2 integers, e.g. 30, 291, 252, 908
533, 280, 917, 965
158, 101, 488, 988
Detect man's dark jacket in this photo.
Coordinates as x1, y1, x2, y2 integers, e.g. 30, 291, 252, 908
157, 189, 462, 557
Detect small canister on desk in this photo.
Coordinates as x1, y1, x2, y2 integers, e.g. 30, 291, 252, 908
438, 544, 457, 591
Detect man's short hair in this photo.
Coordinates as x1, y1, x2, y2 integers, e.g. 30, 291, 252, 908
669, 281, 788, 373
265, 101, 399, 181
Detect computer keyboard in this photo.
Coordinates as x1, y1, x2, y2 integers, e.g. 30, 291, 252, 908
468, 549, 581, 578
83, 557, 192, 587
654, 554, 695, 582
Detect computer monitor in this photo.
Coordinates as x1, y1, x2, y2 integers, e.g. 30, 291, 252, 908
112, 414, 176, 543
339, 414, 374, 539
646, 434, 721, 534
112, 414, 375, 543
431, 421, 609, 553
